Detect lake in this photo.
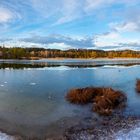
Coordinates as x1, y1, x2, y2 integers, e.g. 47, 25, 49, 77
0, 59, 140, 139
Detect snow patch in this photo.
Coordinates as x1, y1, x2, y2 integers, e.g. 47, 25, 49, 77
0, 132, 15, 140
30, 83, 36, 86
115, 125, 140, 140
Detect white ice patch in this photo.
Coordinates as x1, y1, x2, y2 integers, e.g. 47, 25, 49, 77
115, 125, 140, 140
5, 68, 10, 70
4, 82, 7, 84
103, 65, 128, 68
26, 66, 74, 71
30, 83, 36, 86
0, 132, 15, 140
0, 85, 4, 87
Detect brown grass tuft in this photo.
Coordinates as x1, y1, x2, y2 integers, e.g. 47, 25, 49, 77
136, 79, 140, 93
93, 88, 126, 115
66, 87, 127, 115
66, 87, 97, 104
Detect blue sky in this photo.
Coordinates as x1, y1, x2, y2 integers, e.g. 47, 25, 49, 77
0, 0, 140, 50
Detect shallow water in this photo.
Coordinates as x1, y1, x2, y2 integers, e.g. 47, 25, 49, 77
0, 59, 140, 138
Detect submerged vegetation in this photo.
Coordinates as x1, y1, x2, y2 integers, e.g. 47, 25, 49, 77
66, 87, 127, 115
1, 47, 140, 59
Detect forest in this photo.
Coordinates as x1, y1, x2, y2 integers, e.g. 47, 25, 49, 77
1, 47, 140, 59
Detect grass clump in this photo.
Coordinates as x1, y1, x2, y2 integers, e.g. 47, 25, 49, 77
136, 79, 140, 93
93, 88, 126, 115
66, 87, 103, 104
66, 87, 127, 115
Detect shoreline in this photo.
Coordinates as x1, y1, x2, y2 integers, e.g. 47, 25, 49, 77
64, 114, 140, 140
1, 58, 140, 69
1, 57, 140, 62
1, 57, 140, 61
1, 113, 140, 140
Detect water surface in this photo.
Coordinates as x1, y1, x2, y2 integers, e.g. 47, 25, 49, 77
0, 59, 140, 138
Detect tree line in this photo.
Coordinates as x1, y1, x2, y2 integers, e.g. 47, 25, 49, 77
1, 47, 140, 59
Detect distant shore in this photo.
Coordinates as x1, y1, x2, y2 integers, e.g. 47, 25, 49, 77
2, 57, 140, 61
40, 57, 140, 60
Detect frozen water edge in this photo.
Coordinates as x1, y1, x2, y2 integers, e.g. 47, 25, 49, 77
0, 132, 15, 140
64, 115, 140, 140
115, 123, 140, 140
1, 124, 140, 140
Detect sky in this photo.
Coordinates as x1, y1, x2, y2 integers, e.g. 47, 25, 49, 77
0, 0, 140, 50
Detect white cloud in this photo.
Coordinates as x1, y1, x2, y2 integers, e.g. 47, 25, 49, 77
0, 0, 140, 51
94, 4, 140, 50
0, 7, 14, 23
95, 32, 121, 47
85, 0, 114, 12
30, 0, 83, 24
95, 31, 140, 50
110, 22, 140, 32
47, 42, 74, 50
0, 34, 94, 49
30, 0, 139, 24
55, 0, 82, 24
0, 40, 43, 48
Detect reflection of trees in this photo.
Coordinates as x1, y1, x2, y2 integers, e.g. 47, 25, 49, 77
0, 62, 139, 70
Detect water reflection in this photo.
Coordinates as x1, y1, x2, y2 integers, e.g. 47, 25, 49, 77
0, 61, 140, 69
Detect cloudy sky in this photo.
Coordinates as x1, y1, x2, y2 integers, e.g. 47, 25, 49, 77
0, 0, 140, 50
